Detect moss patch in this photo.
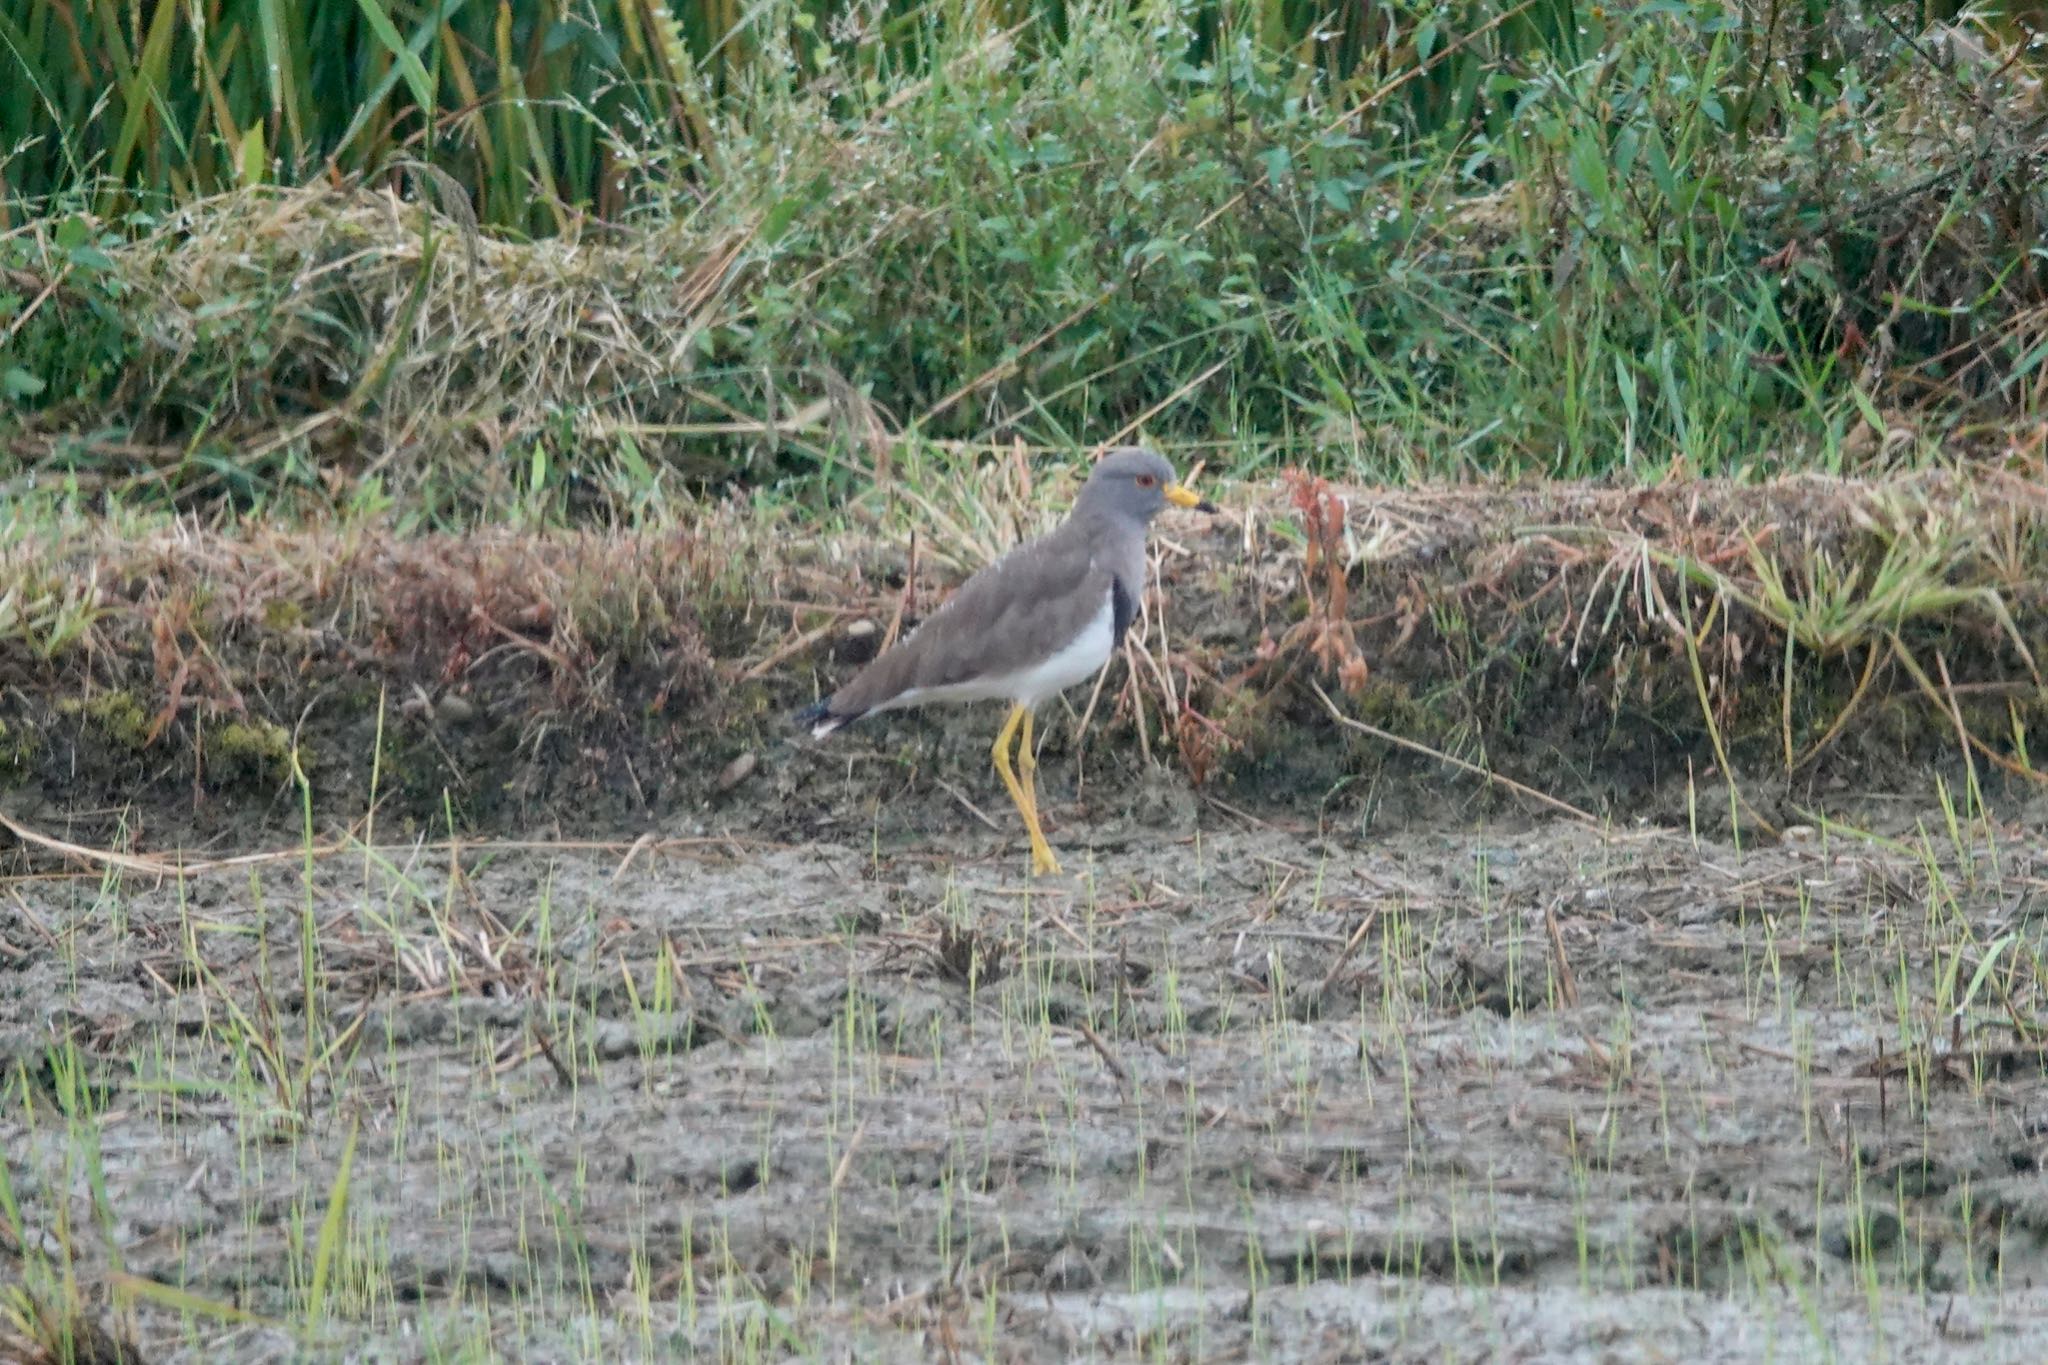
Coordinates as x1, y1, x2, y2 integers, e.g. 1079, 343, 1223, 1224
206, 719, 302, 785
0, 717, 41, 778
57, 691, 152, 752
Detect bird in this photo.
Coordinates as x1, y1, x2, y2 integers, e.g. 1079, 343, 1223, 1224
798, 447, 1217, 875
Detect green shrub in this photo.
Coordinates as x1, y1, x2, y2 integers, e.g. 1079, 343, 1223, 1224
4, 2, 2042, 510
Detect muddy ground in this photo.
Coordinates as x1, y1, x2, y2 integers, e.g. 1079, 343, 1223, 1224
5, 771, 2048, 1361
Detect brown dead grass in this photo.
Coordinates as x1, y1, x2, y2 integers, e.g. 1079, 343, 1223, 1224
1, 459, 2045, 843
2, 185, 765, 502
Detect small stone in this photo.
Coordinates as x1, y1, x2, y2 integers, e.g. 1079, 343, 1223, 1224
716, 751, 757, 791
843, 619, 876, 639
436, 693, 478, 725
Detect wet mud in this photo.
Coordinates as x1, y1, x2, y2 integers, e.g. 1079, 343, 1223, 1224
5, 787, 2047, 1360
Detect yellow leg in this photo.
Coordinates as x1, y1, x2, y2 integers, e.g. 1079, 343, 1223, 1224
990, 704, 1061, 876
1016, 709, 1060, 875
1016, 709, 1039, 825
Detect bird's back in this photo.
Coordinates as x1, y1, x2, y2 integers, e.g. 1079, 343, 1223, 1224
804, 512, 1143, 733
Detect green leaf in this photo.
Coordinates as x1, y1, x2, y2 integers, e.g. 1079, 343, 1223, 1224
1956, 934, 2018, 1018
305, 1119, 360, 1332
2007, 337, 2048, 387
108, 0, 182, 186
331, 0, 469, 162
111, 1272, 270, 1327
350, 0, 436, 115
66, 245, 116, 274
759, 195, 804, 246
1845, 382, 1885, 438
238, 123, 268, 189
3, 368, 46, 399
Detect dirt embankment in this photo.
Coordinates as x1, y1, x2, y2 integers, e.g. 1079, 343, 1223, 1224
1, 464, 2044, 854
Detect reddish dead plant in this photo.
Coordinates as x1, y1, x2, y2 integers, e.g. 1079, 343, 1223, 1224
143, 582, 247, 745
1170, 699, 1231, 787
1282, 468, 1371, 693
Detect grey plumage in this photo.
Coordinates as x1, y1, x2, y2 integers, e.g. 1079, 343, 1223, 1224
800, 448, 1209, 737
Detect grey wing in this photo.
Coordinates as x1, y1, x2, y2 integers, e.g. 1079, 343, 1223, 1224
915, 542, 1113, 686
826, 530, 1109, 716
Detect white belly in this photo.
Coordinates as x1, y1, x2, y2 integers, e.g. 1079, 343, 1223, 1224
885, 590, 1116, 712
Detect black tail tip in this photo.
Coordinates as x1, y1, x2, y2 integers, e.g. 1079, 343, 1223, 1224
794, 699, 859, 737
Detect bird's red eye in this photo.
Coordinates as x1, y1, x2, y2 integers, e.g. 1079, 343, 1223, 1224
1136, 474, 1157, 488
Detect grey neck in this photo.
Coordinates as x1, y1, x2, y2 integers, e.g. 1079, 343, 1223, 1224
1064, 506, 1149, 599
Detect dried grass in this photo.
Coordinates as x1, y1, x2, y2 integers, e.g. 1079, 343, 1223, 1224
0, 459, 2042, 840
6, 185, 762, 496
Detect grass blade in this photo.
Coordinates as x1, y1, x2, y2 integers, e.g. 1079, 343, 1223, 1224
305, 1118, 360, 1335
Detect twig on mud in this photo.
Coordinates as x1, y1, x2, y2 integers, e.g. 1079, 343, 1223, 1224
740, 610, 853, 683
1116, 638, 1158, 768
830, 1117, 870, 1194
1859, 1042, 2048, 1082
1932, 648, 1988, 799
1313, 906, 1381, 1000
1308, 680, 1601, 828
1041, 910, 1094, 955
433, 833, 779, 855
1068, 1019, 1130, 1098
1202, 792, 1284, 830
405, 684, 472, 791
3, 821, 781, 885
529, 1021, 575, 1087
1224, 924, 1348, 946
1544, 898, 1581, 1009
0, 811, 340, 878
661, 935, 847, 967
612, 831, 659, 881
622, 754, 649, 810
931, 777, 1001, 833
1068, 644, 1122, 793
471, 608, 575, 674
1890, 635, 2048, 786
1792, 639, 1884, 771
1667, 572, 1779, 843
5, 889, 61, 948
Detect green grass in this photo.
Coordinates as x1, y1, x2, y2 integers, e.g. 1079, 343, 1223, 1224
4, 2, 2045, 513
0, 1, 1711, 233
